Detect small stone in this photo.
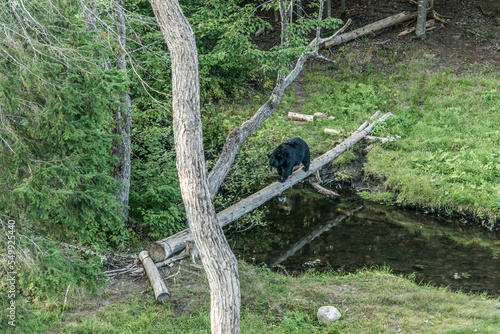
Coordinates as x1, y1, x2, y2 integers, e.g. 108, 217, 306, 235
317, 306, 342, 323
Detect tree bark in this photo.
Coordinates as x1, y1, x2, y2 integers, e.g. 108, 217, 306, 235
149, 111, 392, 262
149, 1, 240, 333
114, 0, 132, 222
297, 0, 303, 19
416, 0, 428, 38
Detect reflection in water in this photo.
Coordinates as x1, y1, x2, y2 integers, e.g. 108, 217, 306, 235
228, 185, 500, 296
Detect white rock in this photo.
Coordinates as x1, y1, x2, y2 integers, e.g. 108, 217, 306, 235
317, 306, 342, 323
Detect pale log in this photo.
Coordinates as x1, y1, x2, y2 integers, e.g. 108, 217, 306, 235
324, 128, 340, 135
139, 251, 170, 302
323, 11, 419, 48
311, 181, 340, 198
314, 112, 335, 120
288, 112, 314, 122
149, 112, 392, 262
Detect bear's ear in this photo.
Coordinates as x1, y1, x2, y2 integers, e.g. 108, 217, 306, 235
267, 153, 271, 158
275, 154, 282, 161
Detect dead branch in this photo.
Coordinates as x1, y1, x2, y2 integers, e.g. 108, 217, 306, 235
323, 11, 422, 48
311, 181, 340, 198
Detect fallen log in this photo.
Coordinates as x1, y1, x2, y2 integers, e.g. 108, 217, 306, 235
314, 112, 335, 120
288, 112, 314, 122
322, 11, 420, 48
324, 128, 340, 135
139, 251, 170, 302
149, 111, 392, 262
311, 181, 340, 198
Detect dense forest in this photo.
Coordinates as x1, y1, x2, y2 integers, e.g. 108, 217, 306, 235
1, 0, 499, 332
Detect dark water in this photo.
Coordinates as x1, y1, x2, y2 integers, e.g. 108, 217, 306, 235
228, 185, 500, 296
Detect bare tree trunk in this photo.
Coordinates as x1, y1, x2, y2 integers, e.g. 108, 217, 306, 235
341, 0, 346, 17
323, 11, 418, 48
279, 0, 292, 47
149, 1, 240, 333
416, 0, 427, 38
114, 0, 132, 222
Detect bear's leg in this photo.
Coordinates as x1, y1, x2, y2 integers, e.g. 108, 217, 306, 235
302, 158, 310, 172
279, 165, 293, 182
277, 166, 283, 176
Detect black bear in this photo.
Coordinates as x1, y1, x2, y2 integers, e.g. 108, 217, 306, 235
268, 137, 310, 183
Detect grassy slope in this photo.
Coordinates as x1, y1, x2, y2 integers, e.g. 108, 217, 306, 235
20, 262, 498, 334
314, 58, 499, 225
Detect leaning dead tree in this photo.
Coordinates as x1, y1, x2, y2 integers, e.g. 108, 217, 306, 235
149, 111, 392, 262
206, 0, 348, 201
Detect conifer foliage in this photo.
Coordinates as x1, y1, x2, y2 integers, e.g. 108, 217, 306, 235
0, 0, 127, 245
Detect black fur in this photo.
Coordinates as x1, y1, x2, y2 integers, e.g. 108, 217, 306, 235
268, 137, 310, 183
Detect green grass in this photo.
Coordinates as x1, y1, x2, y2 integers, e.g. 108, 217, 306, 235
10, 262, 499, 333
361, 64, 500, 223
9, 35, 500, 334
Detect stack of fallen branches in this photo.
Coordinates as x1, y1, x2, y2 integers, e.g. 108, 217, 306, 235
59, 242, 139, 277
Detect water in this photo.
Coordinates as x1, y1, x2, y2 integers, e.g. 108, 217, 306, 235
228, 185, 500, 296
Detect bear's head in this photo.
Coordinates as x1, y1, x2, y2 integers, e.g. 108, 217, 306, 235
268, 153, 282, 171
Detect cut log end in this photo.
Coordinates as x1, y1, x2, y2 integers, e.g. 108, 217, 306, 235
324, 128, 341, 135
156, 292, 170, 303
148, 243, 167, 262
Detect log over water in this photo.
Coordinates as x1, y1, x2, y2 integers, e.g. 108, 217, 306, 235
149, 111, 392, 262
